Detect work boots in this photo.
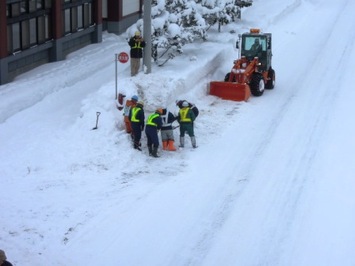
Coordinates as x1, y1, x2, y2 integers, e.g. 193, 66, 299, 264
134, 141, 142, 151
167, 140, 177, 151
179, 136, 197, 148
148, 145, 153, 156
191, 136, 197, 148
151, 146, 159, 158
179, 137, 185, 148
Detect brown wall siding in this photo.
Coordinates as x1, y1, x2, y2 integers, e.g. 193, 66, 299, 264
1, 0, 138, 85
0, 1, 7, 58
107, 0, 120, 21
94, 0, 103, 24
53, 0, 63, 39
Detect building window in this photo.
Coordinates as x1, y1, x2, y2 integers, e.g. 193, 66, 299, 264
45, 0, 51, 8
71, 7, 78, 32
29, 18, 37, 46
29, 0, 36, 12
10, 23, 21, 52
44, 14, 51, 40
11, 3, 21, 17
63, 1, 93, 35
83, 3, 92, 28
64, 8, 71, 34
6, 0, 52, 54
38, 16, 45, 43
21, 20, 30, 49
6, 0, 94, 54
77, 5, 83, 29
20, 1, 27, 14
7, 25, 13, 54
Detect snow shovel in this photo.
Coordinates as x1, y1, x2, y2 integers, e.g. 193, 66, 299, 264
92, 112, 101, 130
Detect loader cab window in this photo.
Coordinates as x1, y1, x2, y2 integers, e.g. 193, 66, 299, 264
243, 37, 266, 52
242, 36, 267, 62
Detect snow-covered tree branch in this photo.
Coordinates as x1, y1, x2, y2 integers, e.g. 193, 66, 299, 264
129, 0, 253, 64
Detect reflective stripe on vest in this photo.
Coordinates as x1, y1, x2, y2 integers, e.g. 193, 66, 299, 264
179, 108, 191, 122
131, 107, 141, 122
161, 111, 171, 127
133, 42, 143, 49
147, 113, 159, 126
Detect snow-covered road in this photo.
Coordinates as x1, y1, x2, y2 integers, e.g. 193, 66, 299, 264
1, 0, 355, 265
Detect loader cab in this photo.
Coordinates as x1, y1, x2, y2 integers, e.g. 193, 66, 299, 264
240, 32, 272, 71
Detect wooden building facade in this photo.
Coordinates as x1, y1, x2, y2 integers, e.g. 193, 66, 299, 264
0, 0, 143, 85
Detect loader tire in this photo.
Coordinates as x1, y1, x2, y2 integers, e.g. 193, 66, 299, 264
250, 73, 265, 96
224, 73, 230, 81
265, 68, 275, 89
224, 73, 236, 82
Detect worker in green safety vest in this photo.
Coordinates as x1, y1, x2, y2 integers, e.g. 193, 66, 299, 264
145, 108, 163, 157
177, 101, 197, 148
129, 101, 145, 151
128, 31, 146, 76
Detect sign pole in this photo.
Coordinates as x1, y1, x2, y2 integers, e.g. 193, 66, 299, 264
143, 0, 152, 74
115, 52, 129, 100
115, 53, 118, 99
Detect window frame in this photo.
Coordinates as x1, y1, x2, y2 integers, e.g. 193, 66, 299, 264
63, 0, 93, 35
6, 0, 52, 54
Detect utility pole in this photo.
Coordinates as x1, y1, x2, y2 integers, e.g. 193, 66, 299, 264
143, 0, 152, 74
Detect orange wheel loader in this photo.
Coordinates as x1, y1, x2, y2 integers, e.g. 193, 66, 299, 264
209, 29, 275, 101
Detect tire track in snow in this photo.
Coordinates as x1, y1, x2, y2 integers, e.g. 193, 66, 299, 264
176, 1, 354, 265
269, 0, 302, 26
226, 1, 355, 264
270, 1, 355, 263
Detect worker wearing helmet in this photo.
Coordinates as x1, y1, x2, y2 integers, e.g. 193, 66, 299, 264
176, 100, 199, 118
123, 95, 138, 134
145, 109, 163, 157
129, 100, 145, 150
177, 101, 197, 148
128, 31, 146, 76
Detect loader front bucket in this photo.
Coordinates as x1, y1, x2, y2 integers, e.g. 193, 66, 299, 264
209, 81, 251, 102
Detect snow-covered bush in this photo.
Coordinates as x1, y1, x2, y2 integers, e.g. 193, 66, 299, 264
129, 0, 253, 63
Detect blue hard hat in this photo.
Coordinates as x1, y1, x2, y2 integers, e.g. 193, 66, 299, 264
131, 95, 138, 101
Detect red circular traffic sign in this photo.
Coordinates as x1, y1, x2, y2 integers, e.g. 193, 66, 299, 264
118, 52, 129, 63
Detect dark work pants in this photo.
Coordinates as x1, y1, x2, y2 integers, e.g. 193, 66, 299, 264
131, 123, 142, 148
145, 126, 159, 148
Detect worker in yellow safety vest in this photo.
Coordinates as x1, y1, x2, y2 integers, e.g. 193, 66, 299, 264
128, 31, 146, 76
145, 109, 163, 157
129, 101, 145, 150
177, 101, 197, 148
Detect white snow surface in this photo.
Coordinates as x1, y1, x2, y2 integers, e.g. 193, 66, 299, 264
1, 0, 355, 265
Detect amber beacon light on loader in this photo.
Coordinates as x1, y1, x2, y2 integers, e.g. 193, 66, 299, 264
209, 28, 276, 101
